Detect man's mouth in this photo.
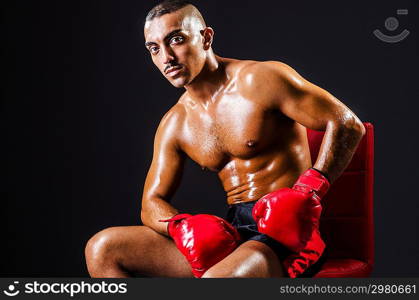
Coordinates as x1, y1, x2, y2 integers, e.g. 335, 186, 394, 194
165, 65, 183, 77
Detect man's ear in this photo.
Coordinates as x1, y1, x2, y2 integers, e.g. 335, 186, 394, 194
200, 27, 214, 50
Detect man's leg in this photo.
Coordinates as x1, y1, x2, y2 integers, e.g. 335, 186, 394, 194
201, 240, 285, 278
85, 225, 193, 278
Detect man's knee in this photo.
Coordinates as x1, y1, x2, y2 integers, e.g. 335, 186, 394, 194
201, 267, 254, 278
201, 269, 231, 278
85, 227, 122, 267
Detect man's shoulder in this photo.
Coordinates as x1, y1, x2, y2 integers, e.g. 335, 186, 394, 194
229, 59, 295, 101
157, 97, 187, 133
153, 102, 187, 150
234, 60, 292, 84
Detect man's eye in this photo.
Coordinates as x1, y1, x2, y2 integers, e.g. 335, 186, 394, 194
149, 47, 159, 54
170, 36, 184, 44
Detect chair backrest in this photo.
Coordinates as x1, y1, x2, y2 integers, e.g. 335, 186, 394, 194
307, 123, 374, 267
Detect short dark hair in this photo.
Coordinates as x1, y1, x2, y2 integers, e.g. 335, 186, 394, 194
145, 0, 193, 22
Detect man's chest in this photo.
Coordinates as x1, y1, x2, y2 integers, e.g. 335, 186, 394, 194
178, 96, 282, 171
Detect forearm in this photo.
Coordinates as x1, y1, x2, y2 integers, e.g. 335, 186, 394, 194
313, 116, 365, 183
141, 196, 179, 235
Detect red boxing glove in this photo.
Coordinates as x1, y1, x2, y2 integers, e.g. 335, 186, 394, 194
160, 214, 241, 277
252, 168, 330, 252
282, 229, 325, 278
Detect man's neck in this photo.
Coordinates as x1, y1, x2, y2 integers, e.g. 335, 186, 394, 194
184, 54, 227, 109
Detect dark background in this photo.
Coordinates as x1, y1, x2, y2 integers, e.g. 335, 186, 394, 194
2, 0, 418, 277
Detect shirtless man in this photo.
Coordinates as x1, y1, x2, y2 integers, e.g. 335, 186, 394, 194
85, 0, 366, 278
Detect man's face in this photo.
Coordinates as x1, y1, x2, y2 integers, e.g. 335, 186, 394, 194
144, 11, 207, 88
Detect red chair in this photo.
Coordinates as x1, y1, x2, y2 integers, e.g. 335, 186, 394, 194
307, 122, 374, 277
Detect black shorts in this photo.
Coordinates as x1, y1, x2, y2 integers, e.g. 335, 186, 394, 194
225, 200, 326, 277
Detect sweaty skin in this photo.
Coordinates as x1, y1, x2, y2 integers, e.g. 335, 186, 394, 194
85, 4, 365, 278
142, 57, 364, 233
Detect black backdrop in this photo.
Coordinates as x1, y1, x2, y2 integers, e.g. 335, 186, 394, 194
2, 0, 418, 277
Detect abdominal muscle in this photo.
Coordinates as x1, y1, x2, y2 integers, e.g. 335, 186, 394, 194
218, 147, 311, 205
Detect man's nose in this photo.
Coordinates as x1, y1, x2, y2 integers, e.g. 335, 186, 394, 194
161, 46, 175, 65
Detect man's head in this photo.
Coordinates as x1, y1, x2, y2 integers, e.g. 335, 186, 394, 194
144, 1, 214, 88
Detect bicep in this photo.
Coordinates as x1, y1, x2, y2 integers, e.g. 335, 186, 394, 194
143, 132, 185, 203
272, 63, 355, 131
142, 111, 186, 205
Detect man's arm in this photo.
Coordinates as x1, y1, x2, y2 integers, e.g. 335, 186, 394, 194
273, 62, 365, 183
245, 61, 365, 255
243, 61, 365, 183
141, 107, 185, 235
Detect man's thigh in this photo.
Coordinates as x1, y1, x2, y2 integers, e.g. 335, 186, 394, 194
86, 225, 193, 277
202, 240, 285, 278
